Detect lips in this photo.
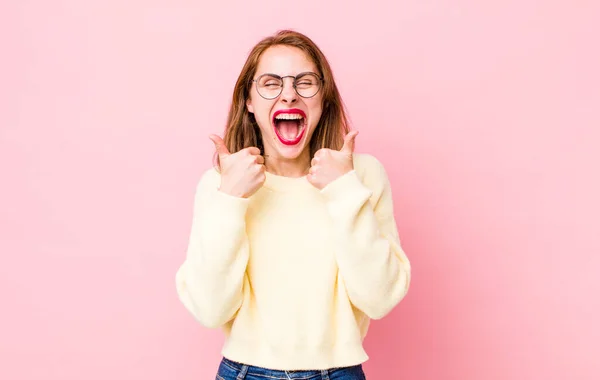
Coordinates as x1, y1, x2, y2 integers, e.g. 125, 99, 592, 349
272, 108, 307, 146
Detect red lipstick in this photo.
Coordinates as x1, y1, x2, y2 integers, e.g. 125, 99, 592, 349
272, 108, 307, 146
273, 108, 307, 119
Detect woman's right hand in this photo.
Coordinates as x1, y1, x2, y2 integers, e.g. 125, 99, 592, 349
209, 134, 266, 198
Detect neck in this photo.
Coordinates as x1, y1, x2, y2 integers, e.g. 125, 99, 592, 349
264, 151, 311, 178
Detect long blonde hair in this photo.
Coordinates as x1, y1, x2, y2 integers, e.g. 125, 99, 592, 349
217, 30, 350, 166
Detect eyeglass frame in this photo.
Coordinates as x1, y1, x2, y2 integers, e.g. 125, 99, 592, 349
250, 72, 324, 100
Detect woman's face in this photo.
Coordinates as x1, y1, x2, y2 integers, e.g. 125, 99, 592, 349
246, 45, 323, 162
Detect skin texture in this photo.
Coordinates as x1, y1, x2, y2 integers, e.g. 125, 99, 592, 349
307, 130, 358, 190
209, 135, 266, 199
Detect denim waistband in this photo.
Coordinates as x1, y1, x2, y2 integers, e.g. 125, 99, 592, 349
219, 356, 364, 380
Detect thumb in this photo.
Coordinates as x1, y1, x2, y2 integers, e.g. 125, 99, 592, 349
209, 134, 230, 158
340, 130, 358, 154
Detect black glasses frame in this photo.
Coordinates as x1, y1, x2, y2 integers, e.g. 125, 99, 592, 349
251, 72, 323, 99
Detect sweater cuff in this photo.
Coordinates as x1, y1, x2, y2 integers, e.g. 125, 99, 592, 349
216, 187, 250, 207
208, 188, 251, 225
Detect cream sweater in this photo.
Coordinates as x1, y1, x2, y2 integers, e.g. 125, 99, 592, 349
175, 153, 411, 370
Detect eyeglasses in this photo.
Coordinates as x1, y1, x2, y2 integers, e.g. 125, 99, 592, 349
251, 72, 323, 100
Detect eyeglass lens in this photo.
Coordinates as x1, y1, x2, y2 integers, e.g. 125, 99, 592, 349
256, 73, 321, 99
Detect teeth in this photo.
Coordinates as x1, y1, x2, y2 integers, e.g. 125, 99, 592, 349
274, 113, 304, 120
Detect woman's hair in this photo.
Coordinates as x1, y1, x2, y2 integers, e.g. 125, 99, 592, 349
216, 29, 350, 167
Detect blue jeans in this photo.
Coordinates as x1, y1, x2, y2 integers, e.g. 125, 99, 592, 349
216, 357, 367, 380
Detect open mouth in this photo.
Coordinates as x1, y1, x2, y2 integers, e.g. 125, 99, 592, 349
272, 109, 307, 146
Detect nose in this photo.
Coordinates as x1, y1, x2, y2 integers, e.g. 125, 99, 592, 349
280, 77, 298, 104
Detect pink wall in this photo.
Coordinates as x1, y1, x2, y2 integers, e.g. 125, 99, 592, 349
1, 1, 599, 379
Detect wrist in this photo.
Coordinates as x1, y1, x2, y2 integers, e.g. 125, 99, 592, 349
218, 186, 246, 198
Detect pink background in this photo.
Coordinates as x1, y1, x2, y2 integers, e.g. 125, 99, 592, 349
1, 0, 599, 379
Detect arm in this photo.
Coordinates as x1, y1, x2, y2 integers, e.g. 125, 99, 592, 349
175, 169, 250, 328
321, 155, 411, 319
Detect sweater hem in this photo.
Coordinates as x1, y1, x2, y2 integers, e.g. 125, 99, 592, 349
220, 340, 369, 371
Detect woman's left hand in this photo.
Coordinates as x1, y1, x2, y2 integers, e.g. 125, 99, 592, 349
307, 131, 358, 190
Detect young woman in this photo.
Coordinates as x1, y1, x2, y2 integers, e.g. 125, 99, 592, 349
175, 30, 411, 380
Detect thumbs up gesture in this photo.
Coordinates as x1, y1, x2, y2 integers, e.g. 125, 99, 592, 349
209, 134, 266, 198
307, 131, 358, 190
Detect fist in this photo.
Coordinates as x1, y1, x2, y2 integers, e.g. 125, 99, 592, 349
307, 131, 358, 190
209, 134, 266, 198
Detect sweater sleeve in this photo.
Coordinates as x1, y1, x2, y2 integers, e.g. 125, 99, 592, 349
175, 169, 251, 328
320, 155, 411, 319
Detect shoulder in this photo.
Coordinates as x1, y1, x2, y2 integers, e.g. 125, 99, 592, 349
352, 153, 389, 184
350, 153, 393, 202
345, 153, 397, 215
195, 166, 222, 192
352, 152, 384, 169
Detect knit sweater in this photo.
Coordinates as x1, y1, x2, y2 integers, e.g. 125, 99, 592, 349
175, 153, 411, 370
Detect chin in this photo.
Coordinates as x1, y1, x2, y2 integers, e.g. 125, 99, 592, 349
264, 131, 311, 159
273, 143, 309, 160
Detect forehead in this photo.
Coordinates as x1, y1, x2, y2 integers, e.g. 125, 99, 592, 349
255, 45, 317, 76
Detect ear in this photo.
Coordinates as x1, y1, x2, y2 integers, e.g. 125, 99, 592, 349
246, 98, 254, 114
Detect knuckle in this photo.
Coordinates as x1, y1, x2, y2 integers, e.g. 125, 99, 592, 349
317, 149, 331, 158
243, 147, 255, 156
